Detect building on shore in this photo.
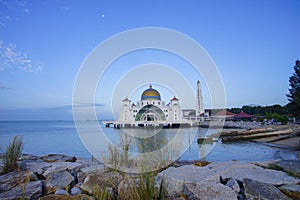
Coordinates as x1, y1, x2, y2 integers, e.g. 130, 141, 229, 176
104, 81, 207, 128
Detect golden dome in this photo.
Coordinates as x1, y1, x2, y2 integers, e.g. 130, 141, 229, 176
141, 85, 161, 100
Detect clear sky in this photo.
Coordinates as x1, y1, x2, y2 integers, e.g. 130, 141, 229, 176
0, 0, 299, 120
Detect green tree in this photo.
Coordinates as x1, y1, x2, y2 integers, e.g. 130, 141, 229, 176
287, 60, 300, 118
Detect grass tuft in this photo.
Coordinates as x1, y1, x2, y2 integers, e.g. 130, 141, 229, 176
2, 136, 23, 173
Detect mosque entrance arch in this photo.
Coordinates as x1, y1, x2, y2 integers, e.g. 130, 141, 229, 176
135, 105, 166, 121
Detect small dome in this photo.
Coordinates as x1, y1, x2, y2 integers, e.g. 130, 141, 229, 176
141, 85, 161, 100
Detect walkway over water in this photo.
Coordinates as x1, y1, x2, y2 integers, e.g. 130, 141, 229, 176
102, 120, 198, 128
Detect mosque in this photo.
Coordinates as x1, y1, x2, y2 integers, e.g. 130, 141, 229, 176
104, 81, 205, 128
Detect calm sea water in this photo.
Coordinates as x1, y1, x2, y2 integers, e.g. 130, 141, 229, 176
0, 121, 297, 161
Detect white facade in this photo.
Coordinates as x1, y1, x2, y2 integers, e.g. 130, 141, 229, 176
118, 85, 183, 123
196, 80, 205, 116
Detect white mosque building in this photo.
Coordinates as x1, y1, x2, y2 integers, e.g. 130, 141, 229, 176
105, 80, 205, 128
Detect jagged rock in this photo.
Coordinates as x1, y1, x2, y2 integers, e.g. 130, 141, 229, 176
208, 161, 300, 185
43, 161, 84, 178
183, 182, 237, 200
78, 164, 105, 182
80, 164, 105, 174
41, 154, 77, 163
45, 170, 75, 194
274, 160, 300, 178
21, 159, 84, 178
279, 184, 300, 200
20, 159, 53, 176
0, 180, 43, 200
71, 187, 82, 195
39, 194, 93, 200
225, 178, 240, 195
243, 178, 291, 200
0, 170, 38, 192
80, 171, 123, 195
157, 165, 220, 198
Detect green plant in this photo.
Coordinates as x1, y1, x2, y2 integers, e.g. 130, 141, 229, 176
2, 136, 23, 173
93, 185, 111, 200
120, 172, 167, 200
137, 172, 167, 200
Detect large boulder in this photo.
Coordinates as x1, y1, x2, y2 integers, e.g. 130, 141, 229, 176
208, 161, 300, 185
279, 184, 300, 200
21, 159, 84, 178
0, 180, 43, 200
42, 161, 84, 178
45, 170, 75, 194
20, 159, 53, 175
183, 182, 237, 200
157, 165, 220, 198
243, 178, 291, 200
0, 170, 38, 192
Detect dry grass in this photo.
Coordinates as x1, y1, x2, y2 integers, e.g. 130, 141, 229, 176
2, 136, 23, 173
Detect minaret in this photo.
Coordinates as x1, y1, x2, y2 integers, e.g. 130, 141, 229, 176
196, 80, 204, 116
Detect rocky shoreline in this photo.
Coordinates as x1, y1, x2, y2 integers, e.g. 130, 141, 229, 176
0, 153, 300, 200
214, 124, 300, 143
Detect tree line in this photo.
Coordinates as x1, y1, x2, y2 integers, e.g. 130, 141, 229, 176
227, 59, 300, 123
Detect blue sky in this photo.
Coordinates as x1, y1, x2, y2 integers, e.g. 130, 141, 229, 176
0, 0, 299, 120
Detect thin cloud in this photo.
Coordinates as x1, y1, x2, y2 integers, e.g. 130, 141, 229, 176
16, 0, 26, 7
0, 85, 15, 91
72, 102, 105, 108
0, 0, 29, 27
0, 40, 44, 73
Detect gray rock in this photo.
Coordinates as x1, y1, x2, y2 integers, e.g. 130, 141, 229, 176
42, 161, 84, 177
274, 160, 300, 178
157, 165, 220, 197
55, 189, 69, 195
183, 182, 237, 200
80, 164, 105, 174
71, 187, 82, 195
80, 171, 122, 195
41, 154, 77, 162
20, 159, 84, 179
279, 184, 300, 200
0, 170, 38, 192
78, 164, 105, 182
0, 180, 43, 200
243, 178, 291, 200
20, 159, 53, 175
208, 161, 299, 185
45, 170, 75, 194
225, 178, 240, 195
19, 153, 40, 161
